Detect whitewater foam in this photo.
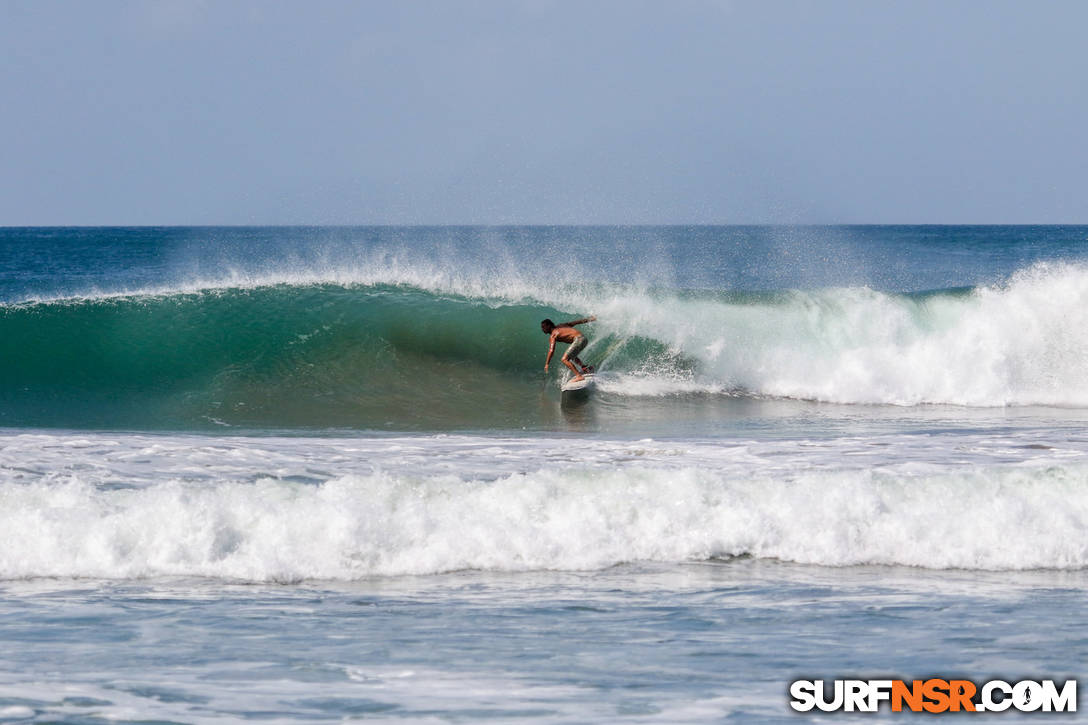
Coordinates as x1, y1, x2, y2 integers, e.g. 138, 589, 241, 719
5, 463, 1087, 580
3, 431, 1087, 580
590, 262, 1088, 407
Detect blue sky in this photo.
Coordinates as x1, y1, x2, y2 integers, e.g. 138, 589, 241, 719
2, 0, 1086, 224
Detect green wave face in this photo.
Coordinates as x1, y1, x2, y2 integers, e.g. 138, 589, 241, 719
0, 284, 654, 430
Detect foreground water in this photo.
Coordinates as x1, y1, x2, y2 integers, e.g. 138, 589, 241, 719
2, 226, 1088, 721
2, 563, 1084, 723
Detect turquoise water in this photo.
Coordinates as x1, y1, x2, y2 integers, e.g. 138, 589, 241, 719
2, 226, 1088, 721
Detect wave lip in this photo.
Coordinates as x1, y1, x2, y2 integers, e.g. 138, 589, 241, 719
3, 462, 1087, 581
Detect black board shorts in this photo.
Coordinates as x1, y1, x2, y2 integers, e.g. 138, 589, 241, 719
563, 335, 587, 360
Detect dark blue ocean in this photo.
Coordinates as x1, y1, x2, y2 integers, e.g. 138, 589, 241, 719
1, 226, 1086, 721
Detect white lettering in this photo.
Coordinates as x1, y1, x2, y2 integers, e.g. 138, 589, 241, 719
789, 680, 817, 712
844, 680, 869, 712
981, 680, 1012, 712
1040, 680, 1077, 713
816, 680, 844, 712
1014, 680, 1043, 712
867, 680, 893, 711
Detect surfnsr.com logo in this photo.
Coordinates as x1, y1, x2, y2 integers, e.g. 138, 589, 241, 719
789, 679, 1076, 713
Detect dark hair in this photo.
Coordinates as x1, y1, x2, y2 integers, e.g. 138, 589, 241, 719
540, 318, 555, 332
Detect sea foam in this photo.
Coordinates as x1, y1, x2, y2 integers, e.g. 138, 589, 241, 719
592, 262, 1088, 407
3, 456, 1087, 581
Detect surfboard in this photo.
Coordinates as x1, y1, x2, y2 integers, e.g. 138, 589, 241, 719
561, 374, 596, 392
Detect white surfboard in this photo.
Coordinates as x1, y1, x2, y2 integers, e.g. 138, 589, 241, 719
561, 374, 596, 392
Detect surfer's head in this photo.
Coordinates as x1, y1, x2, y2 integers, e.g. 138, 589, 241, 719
540, 319, 555, 333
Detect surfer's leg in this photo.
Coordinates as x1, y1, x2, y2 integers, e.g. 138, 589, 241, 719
563, 336, 588, 381
561, 355, 584, 382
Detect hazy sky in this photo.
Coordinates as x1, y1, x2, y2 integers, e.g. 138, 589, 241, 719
2, 0, 1086, 224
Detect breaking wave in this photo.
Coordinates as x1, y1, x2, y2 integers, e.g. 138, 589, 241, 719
2, 262, 1087, 429
2, 461, 1087, 580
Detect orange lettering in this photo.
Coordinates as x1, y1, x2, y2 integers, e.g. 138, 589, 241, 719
948, 680, 977, 712
922, 679, 951, 713
892, 680, 924, 712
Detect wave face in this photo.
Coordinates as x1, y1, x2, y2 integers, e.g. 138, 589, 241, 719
3, 262, 1088, 428
0, 283, 558, 429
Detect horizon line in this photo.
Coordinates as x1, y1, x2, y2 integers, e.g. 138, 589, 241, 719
3, 222, 1088, 229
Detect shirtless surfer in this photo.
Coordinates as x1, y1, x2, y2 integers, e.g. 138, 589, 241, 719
542, 315, 596, 382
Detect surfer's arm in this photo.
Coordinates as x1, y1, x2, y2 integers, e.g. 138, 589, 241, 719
562, 315, 596, 326
544, 337, 556, 370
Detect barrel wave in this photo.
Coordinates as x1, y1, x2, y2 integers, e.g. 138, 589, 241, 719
0, 283, 574, 429
3, 261, 1088, 429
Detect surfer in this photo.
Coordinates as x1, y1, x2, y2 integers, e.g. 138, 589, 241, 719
542, 316, 596, 382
